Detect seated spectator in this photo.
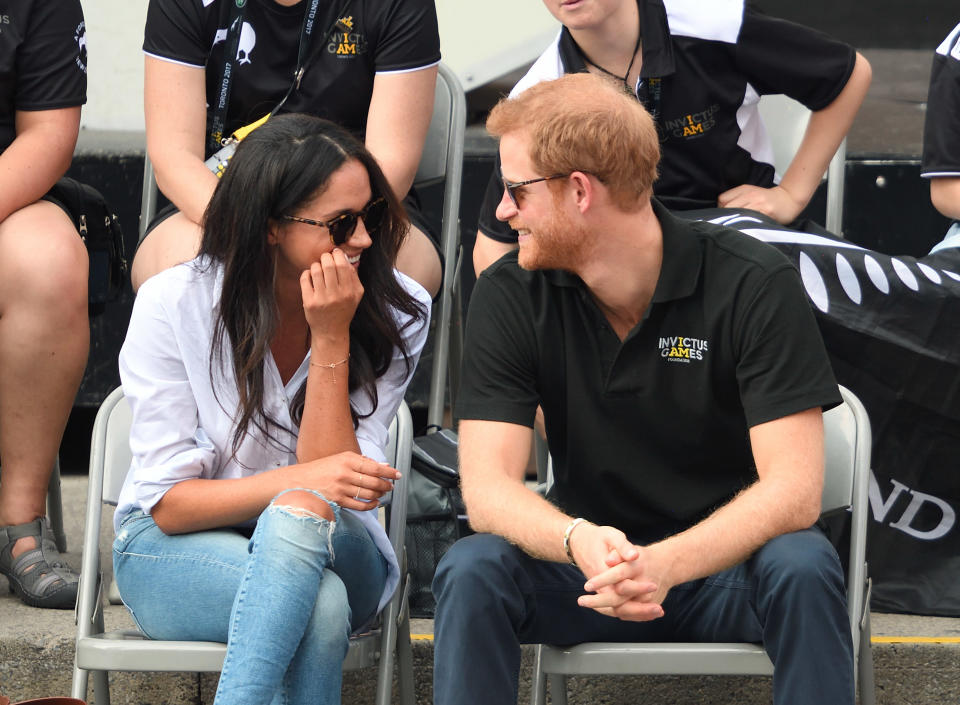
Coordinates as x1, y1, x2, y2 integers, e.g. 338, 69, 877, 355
922, 20, 960, 253
131, 0, 442, 297
433, 73, 854, 705
0, 0, 88, 609
473, 0, 872, 274
113, 114, 429, 704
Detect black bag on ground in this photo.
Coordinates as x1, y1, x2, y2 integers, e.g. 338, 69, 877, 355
406, 428, 468, 618
46, 177, 127, 306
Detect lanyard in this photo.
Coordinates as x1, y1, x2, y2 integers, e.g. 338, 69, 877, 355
208, 0, 247, 152
638, 76, 662, 125
208, 0, 350, 151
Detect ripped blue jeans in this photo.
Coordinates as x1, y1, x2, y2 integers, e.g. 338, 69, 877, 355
113, 489, 388, 705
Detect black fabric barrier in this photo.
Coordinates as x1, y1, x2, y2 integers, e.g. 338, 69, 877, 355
680, 208, 960, 616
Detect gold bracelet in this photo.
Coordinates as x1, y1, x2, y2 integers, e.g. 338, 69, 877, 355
563, 517, 590, 567
309, 354, 349, 383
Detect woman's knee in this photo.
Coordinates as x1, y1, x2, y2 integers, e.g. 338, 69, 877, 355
270, 488, 336, 521
131, 214, 202, 291
0, 202, 88, 308
395, 225, 441, 297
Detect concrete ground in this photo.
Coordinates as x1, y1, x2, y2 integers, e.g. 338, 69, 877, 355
1, 475, 959, 704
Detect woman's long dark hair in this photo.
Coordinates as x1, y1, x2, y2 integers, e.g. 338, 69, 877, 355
198, 114, 428, 456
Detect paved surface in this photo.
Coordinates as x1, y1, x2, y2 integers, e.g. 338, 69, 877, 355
2, 476, 959, 703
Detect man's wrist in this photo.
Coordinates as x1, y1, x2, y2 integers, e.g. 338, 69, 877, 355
563, 517, 591, 566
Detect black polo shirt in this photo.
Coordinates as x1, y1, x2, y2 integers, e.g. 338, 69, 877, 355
144, 0, 440, 157
478, 0, 855, 243
458, 200, 841, 544
0, 0, 87, 153
922, 22, 960, 185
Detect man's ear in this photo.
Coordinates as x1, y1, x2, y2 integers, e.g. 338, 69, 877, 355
569, 171, 594, 215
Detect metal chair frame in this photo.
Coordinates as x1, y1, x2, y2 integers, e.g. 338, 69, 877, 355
72, 387, 416, 705
531, 386, 876, 705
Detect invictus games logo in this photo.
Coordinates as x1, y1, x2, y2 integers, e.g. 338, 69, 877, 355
662, 104, 719, 140
74, 22, 87, 74
659, 335, 709, 363
328, 16, 368, 57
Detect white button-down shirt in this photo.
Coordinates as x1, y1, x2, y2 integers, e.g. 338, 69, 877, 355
115, 258, 430, 610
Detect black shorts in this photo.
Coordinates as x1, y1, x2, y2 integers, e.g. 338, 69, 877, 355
39, 178, 81, 225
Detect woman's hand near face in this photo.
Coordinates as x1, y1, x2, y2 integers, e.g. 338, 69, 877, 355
300, 248, 364, 343
286, 451, 400, 511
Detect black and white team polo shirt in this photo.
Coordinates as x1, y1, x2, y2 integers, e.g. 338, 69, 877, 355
922, 22, 960, 185
458, 200, 841, 544
478, 0, 855, 243
0, 0, 87, 153
144, 0, 440, 157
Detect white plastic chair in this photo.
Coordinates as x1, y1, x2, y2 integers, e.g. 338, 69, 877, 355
72, 387, 416, 705
530, 385, 875, 705
757, 94, 847, 236
137, 64, 467, 429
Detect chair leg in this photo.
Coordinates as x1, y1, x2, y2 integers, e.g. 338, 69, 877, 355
530, 645, 547, 705
396, 597, 416, 705
46, 456, 67, 553
70, 665, 88, 702
549, 674, 568, 705
374, 611, 398, 705
858, 609, 876, 705
92, 669, 110, 705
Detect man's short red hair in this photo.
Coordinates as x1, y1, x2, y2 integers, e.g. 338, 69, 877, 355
486, 72, 660, 211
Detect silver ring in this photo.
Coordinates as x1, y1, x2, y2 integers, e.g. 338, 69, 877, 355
355, 488, 361, 500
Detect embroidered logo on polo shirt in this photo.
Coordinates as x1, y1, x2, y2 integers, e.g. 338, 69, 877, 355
74, 22, 88, 74
0, 15, 9, 34
662, 104, 719, 140
328, 16, 368, 57
658, 336, 709, 363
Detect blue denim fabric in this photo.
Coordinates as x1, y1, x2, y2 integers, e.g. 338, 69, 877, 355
114, 491, 388, 705
930, 221, 960, 254
433, 528, 854, 705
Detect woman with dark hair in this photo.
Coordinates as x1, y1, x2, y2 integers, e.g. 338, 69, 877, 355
131, 0, 443, 298
111, 114, 430, 704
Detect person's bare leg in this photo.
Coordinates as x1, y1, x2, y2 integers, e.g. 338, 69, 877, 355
396, 225, 441, 298
130, 212, 203, 291
0, 202, 88, 561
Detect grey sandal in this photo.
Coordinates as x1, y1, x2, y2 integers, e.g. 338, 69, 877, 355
0, 518, 79, 609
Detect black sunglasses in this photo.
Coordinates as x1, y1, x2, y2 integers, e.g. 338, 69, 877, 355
501, 173, 568, 207
281, 197, 387, 246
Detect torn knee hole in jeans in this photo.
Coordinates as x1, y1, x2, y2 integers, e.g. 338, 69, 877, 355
268, 497, 338, 558
270, 504, 331, 523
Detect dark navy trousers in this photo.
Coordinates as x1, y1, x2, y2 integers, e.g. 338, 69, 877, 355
432, 528, 853, 705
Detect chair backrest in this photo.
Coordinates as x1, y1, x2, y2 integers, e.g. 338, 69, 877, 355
92, 386, 412, 516
90, 387, 133, 506
757, 94, 846, 236
827, 384, 872, 641
422, 64, 467, 428
821, 386, 859, 514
